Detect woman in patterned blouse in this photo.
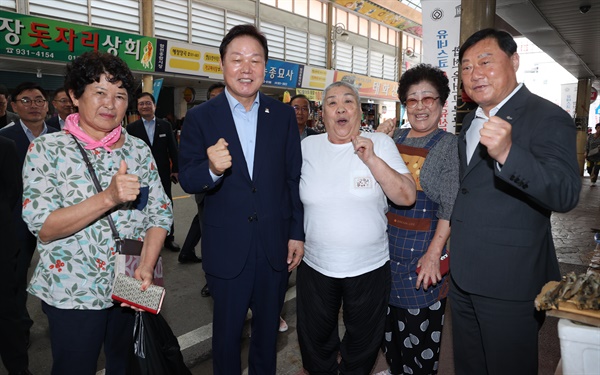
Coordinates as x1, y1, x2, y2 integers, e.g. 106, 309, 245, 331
21, 51, 173, 374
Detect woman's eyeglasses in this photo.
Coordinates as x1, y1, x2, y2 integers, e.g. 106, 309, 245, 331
404, 96, 440, 109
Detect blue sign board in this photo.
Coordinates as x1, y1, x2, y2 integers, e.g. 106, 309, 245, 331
264, 60, 300, 88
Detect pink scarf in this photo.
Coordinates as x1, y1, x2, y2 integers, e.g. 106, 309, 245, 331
63, 113, 122, 151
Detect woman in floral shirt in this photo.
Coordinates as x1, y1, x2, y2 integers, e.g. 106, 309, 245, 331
22, 51, 173, 374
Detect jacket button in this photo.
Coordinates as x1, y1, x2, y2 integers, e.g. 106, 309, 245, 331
461, 188, 468, 194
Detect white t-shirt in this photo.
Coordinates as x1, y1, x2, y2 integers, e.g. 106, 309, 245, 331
300, 132, 409, 278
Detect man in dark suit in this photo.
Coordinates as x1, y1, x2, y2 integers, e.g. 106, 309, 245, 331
0, 136, 32, 375
289, 94, 318, 140
179, 25, 304, 375
46, 87, 74, 130
0, 82, 60, 351
450, 29, 581, 375
0, 85, 19, 129
127, 92, 180, 251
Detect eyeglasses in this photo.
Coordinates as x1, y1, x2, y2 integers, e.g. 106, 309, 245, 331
53, 99, 72, 104
404, 96, 440, 109
138, 101, 154, 107
16, 97, 47, 106
293, 106, 310, 113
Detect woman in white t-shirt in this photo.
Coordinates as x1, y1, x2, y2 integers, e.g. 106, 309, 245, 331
297, 81, 416, 374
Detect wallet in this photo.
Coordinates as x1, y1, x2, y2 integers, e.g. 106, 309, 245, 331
416, 253, 449, 287
111, 273, 165, 314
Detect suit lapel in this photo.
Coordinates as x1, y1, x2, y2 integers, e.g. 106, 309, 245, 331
253, 93, 271, 182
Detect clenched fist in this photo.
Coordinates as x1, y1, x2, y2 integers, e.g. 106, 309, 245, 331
208, 138, 232, 175
480, 116, 512, 165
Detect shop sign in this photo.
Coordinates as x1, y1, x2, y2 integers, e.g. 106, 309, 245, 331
0, 10, 156, 72
157, 39, 222, 79
333, 71, 399, 101
263, 60, 300, 88
300, 66, 334, 90
295, 88, 323, 102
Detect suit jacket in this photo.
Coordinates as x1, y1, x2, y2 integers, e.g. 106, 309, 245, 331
1, 111, 19, 129
45, 115, 63, 130
179, 91, 304, 279
0, 136, 20, 277
127, 117, 179, 194
450, 85, 581, 301
0, 122, 60, 247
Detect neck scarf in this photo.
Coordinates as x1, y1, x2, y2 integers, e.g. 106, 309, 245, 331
63, 113, 122, 151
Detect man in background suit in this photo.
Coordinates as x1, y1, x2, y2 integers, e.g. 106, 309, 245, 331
0, 82, 60, 351
450, 29, 581, 375
178, 25, 304, 375
0, 85, 19, 129
46, 87, 74, 130
127, 92, 180, 251
0, 136, 32, 375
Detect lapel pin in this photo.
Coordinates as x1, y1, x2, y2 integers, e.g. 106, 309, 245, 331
506, 116, 513, 120
265, 108, 270, 113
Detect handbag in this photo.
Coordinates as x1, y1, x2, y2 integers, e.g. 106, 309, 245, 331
72, 135, 164, 286
588, 146, 599, 158
111, 273, 165, 314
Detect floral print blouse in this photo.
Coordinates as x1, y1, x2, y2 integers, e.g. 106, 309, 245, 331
22, 131, 173, 310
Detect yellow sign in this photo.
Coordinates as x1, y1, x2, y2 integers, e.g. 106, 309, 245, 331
296, 89, 323, 102
334, 71, 398, 101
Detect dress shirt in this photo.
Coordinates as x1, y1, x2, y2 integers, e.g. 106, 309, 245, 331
143, 117, 156, 145
20, 120, 50, 143
466, 83, 523, 164
59, 117, 65, 129
224, 88, 259, 178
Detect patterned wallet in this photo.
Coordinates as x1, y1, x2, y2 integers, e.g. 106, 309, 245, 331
111, 273, 165, 314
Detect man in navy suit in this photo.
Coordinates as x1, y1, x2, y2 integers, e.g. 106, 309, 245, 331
127, 92, 180, 251
179, 24, 304, 375
450, 29, 581, 375
0, 82, 60, 352
0, 85, 20, 129
46, 87, 74, 130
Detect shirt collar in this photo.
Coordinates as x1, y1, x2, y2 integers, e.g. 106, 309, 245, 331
20, 119, 49, 142
224, 87, 260, 113
475, 83, 523, 119
142, 116, 156, 125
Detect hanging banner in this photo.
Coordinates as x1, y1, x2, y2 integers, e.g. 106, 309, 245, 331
264, 60, 301, 88
158, 39, 222, 79
421, 0, 461, 133
153, 78, 164, 102
0, 10, 156, 72
560, 83, 577, 117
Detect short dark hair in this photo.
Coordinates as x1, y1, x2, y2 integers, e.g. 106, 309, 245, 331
207, 82, 225, 100
459, 28, 517, 62
64, 51, 136, 100
0, 84, 8, 97
219, 24, 268, 62
53, 87, 67, 97
11, 82, 47, 101
397, 64, 450, 105
289, 94, 311, 109
137, 92, 156, 104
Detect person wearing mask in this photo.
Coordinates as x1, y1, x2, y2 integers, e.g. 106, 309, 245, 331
0, 85, 19, 129
376, 64, 459, 375
289, 94, 317, 140
127, 92, 180, 252
0, 82, 60, 350
451, 28, 581, 374
178, 25, 304, 375
46, 87, 74, 130
297, 81, 415, 374
0, 136, 31, 375
585, 122, 600, 184
179, 82, 225, 301
22, 51, 172, 374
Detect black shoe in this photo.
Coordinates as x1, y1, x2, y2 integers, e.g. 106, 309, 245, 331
164, 240, 181, 252
201, 284, 211, 297
178, 253, 202, 264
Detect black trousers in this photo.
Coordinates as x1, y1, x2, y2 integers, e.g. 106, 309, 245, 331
297, 261, 390, 375
450, 276, 544, 375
